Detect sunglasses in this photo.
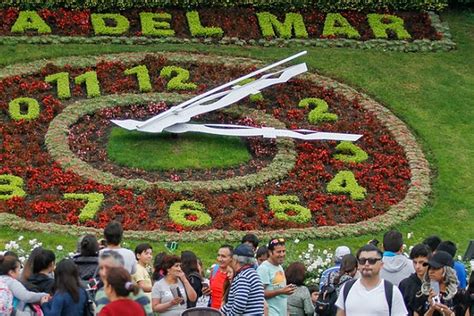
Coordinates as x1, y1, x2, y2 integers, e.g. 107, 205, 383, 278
358, 257, 381, 265
269, 238, 285, 246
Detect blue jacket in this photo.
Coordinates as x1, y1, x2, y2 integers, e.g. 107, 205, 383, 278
41, 289, 86, 316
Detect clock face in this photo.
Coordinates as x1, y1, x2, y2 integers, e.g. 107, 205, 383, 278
0, 52, 430, 240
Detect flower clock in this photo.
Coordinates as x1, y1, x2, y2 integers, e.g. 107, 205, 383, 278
0, 51, 430, 241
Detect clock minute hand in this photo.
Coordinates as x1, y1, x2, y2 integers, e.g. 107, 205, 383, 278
134, 63, 307, 133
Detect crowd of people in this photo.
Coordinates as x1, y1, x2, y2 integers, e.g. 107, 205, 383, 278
0, 220, 473, 316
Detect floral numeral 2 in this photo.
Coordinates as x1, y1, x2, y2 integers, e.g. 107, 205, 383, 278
160, 66, 197, 91
64, 192, 104, 222
298, 97, 338, 124
0, 174, 26, 200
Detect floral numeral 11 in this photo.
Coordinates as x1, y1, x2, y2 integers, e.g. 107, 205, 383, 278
45, 70, 101, 99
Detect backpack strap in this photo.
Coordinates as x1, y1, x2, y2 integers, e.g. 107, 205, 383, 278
342, 279, 357, 311
384, 280, 393, 316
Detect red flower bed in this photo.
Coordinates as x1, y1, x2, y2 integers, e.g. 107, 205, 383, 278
0, 54, 411, 232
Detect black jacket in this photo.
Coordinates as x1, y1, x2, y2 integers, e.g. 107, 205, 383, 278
399, 273, 422, 316
25, 273, 55, 294
72, 255, 99, 281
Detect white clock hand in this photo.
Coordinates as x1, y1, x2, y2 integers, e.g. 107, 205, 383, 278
164, 123, 362, 141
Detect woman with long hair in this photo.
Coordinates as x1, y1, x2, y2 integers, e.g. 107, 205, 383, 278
41, 259, 88, 316
285, 262, 314, 316
99, 266, 145, 316
330, 254, 358, 295
72, 234, 100, 282
151, 255, 197, 316
180, 250, 202, 308
414, 251, 469, 316
25, 249, 56, 294
152, 252, 166, 282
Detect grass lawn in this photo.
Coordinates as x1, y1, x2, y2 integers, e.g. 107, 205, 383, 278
107, 128, 251, 170
1, 10, 473, 267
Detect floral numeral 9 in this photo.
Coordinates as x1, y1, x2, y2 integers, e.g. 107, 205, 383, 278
160, 66, 197, 91
64, 192, 104, 222
0, 174, 27, 200
169, 200, 212, 228
298, 97, 338, 124
124, 65, 152, 92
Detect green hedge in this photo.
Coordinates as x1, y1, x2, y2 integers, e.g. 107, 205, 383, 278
0, 0, 448, 11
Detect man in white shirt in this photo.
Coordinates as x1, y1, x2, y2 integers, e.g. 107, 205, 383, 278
335, 244, 408, 316
100, 220, 137, 274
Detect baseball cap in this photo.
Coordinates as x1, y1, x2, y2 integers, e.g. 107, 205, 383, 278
335, 246, 351, 262
233, 244, 255, 258
427, 250, 454, 269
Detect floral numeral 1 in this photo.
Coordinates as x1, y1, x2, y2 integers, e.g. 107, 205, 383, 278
8, 97, 40, 121
327, 171, 367, 200
169, 200, 212, 228
74, 71, 101, 98
64, 192, 104, 222
267, 195, 311, 223
160, 66, 197, 91
0, 174, 27, 200
298, 97, 338, 125
124, 65, 153, 92
45, 72, 71, 99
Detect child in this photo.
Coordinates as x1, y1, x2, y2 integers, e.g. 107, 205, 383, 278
132, 243, 153, 299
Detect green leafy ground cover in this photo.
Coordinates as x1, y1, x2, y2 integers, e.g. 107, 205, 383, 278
107, 129, 251, 170
0, 10, 473, 267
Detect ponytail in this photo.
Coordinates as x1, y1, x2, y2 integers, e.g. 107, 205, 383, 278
0, 255, 20, 276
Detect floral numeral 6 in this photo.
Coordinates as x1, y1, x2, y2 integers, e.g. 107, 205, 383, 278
267, 195, 311, 223
160, 66, 197, 91
169, 200, 212, 228
0, 174, 27, 200
64, 192, 104, 222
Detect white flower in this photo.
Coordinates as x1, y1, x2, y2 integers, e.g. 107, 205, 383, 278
5, 241, 19, 250
28, 239, 37, 246
18, 235, 24, 241
68, 252, 76, 258
457, 255, 462, 261
308, 243, 314, 249
407, 232, 413, 239
19, 256, 26, 263
294, 239, 300, 244
56, 245, 63, 251
323, 249, 328, 255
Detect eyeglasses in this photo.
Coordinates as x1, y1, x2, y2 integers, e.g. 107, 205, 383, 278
269, 238, 285, 246
358, 257, 381, 265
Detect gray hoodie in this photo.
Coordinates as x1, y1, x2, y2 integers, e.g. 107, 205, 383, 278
380, 254, 415, 286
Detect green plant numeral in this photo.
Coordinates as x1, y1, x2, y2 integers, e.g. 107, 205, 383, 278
327, 171, 367, 200
169, 200, 212, 228
64, 192, 104, 222
268, 195, 311, 223
0, 175, 27, 200
160, 66, 197, 91
333, 141, 369, 163
11, 11, 52, 34
8, 97, 40, 121
74, 71, 101, 98
186, 11, 224, 38
237, 78, 264, 102
45, 72, 71, 99
298, 97, 338, 124
124, 65, 152, 92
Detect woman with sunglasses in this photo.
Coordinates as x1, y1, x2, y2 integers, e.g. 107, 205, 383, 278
414, 251, 469, 316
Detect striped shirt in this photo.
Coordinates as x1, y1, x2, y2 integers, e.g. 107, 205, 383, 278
221, 266, 265, 316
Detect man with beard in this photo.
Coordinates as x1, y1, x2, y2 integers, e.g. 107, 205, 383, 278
257, 238, 296, 316
335, 244, 408, 316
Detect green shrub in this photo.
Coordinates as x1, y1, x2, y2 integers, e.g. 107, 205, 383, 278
160, 66, 197, 91
333, 141, 368, 163
45, 72, 71, 99
74, 71, 101, 98
367, 14, 411, 40
140, 12, 175, 37
124, 65, 152, 92
64, 192, 104, 222
257, 12, 308, 39
8, 97, 41, 120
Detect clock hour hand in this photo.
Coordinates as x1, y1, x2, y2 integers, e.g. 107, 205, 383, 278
164, 123, 363, 142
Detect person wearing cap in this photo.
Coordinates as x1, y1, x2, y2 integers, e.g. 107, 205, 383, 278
221, 244, 265, 316
436, 241, 467, 289
257, 238, 295, 316
319, 245, 351, 288
380, 230, 415, 286
415, 250, 470, 316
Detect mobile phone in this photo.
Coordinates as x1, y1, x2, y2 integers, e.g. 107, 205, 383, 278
430, 280, 440, 295
170, 284, 185, 305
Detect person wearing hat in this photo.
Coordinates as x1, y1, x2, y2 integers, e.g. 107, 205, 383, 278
414, 250, 470, 316
221, 244, 264, 315
319, 245, 351, 288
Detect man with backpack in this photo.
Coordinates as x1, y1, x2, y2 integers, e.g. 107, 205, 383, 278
335, 244, 408, 316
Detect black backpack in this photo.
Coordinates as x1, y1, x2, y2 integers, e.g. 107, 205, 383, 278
342, 279, 393, 316
315, 283, 338, 316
